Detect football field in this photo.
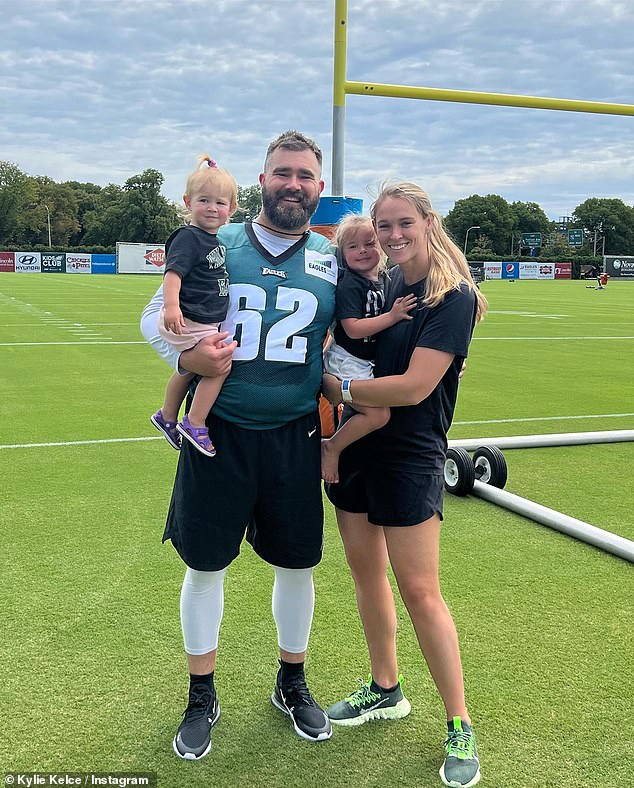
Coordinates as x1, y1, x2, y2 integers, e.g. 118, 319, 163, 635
1, 273, 633, 788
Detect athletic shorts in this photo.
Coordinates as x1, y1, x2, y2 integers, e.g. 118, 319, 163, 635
163, 410, 323, 570
323, 342, 375, 380
325, 438, 444, 527
158, 306, 220, 352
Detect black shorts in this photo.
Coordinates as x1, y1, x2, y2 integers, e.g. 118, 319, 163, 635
325, 439, 444, 527
163, 411, 323, 571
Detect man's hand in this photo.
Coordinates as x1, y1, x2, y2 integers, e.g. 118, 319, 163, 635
322, 372, 343, 405
181, 331, 237, 377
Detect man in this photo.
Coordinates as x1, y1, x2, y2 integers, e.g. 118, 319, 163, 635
140, 131, 338, 759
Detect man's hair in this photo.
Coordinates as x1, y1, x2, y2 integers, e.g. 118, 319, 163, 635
263, 130, 323, 171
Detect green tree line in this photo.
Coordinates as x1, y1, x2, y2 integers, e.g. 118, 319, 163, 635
1, 160, 632, 257
0, 162, 263, 249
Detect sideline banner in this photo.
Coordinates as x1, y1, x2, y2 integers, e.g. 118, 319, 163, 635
554, 262, 572, 279
605, 255, 634, 278
41, 253, 66, 273
15, 252, 41, 273
117, 242, 166, 274
501, 262, 519, 279
91, 254, 116, 274
483, 262, 501, 279
0, 252, 15, 272
66, 253, 91, 274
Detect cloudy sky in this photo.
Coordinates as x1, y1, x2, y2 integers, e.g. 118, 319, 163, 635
3, 0, 633, 219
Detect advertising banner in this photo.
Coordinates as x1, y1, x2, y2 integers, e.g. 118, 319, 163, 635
537, 263, 555, 279
605, 255, 634, 278
65, 253, 92, 274
519, 262, 539, 279
117, 242, 166, 274
483, 262, 501, 279
41, 253, 66, 273
15, 252, 41, 273
501, 262, 519, 279
0, 251, 15, 272
554, 262, 572, 279
91, 254, 116, 274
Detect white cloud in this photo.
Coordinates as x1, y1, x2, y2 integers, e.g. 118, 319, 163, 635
1, 0, 632, 223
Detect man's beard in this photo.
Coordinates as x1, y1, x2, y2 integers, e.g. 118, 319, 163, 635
262, 186, 320, 232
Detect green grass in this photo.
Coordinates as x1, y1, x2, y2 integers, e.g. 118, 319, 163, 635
1, 274, 633, 788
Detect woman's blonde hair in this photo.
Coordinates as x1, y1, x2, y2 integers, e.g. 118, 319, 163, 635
334, 213, 387, 273
371, 182, 487, 322
185, 154, 238, 214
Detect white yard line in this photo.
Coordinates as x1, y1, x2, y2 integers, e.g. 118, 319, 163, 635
0, 341, 145, 346
473, 336, 634, 341
2, 414, 633, 449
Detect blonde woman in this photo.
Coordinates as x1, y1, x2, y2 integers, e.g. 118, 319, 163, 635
321, 214, 417, 483
323, 182, 488, 788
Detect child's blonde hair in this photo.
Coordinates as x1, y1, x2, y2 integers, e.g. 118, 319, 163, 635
334, 213, 387, 273
371, 182, 487, 321
185, 154, 238, 214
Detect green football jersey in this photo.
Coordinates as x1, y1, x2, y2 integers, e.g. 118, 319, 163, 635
213, 223, 337, 429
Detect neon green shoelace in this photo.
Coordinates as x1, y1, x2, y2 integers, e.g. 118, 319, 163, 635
444, 729, 475, 760
345, 681, 381, 709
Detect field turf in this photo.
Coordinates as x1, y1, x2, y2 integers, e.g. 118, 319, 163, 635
1, 273, 632, 788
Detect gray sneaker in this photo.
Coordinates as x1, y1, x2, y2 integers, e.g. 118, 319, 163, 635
327, 675, 411, 727
439, 716, 480, 787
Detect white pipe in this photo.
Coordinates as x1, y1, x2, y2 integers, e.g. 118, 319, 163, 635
449, 430, 634, 451
472, 481, 634, 563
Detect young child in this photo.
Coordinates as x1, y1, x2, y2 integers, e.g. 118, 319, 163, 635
150, 155, 237, 457
321, 215, 417, 483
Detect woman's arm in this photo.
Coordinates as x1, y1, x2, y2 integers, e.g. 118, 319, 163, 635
340, 293, 418, 339
323, 346, 454, 407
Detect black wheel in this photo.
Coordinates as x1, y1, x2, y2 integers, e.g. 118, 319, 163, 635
444, 448, 475, 496
473, 445, 508, 489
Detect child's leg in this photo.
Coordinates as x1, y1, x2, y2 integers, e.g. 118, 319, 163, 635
321, 406, 390, 484
185, 373, 229, 428
163, 372, 195, 421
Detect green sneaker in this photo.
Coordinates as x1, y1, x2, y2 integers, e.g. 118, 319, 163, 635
327, 675, 411, 727
439, 716, 481, 787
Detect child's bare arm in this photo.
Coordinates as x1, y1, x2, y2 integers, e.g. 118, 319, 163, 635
163, 271, 185, 334
340, 293, 418, 339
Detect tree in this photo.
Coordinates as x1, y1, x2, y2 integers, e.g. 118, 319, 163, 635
445, 194, 516, 255
0, 162, 37, 245
572, 197, 634, 255
232, 184, 262, 223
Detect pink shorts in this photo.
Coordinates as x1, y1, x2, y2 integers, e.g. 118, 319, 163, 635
158, 306, 220, 352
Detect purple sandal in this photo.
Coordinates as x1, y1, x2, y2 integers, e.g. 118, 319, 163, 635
150, 409, 181, 450
177, 415, 217, 457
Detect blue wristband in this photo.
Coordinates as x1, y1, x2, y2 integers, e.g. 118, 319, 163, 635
341, 379, 353, 404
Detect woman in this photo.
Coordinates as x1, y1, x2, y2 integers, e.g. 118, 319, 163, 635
322, 182, 487, 788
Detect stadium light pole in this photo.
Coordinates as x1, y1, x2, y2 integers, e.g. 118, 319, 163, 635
463, 225, 480, 256
43, 204, 52, 248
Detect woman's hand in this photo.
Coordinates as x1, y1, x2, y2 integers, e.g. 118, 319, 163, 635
164, 305, 185, 335
322, 372, 343, 405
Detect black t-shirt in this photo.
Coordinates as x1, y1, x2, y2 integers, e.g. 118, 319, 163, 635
164, 225, 229, 324
333, 269, 387, 361
370, 267, 477, 473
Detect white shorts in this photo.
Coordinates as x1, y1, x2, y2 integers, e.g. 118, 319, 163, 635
158, 306, 220, 352
323, 342, 374, 380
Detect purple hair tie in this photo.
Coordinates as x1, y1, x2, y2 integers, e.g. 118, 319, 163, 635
208, 158, 218, 168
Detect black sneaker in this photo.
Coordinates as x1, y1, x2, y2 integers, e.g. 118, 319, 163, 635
271, 669, 332, 742
172, 683, 220, 760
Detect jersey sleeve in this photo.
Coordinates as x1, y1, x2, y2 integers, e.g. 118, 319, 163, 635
335, 273, 365, 320
164, 229, 198, 278
415, 285, 476, 358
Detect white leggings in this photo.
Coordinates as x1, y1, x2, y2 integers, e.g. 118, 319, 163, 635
180, 565, 315, 656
